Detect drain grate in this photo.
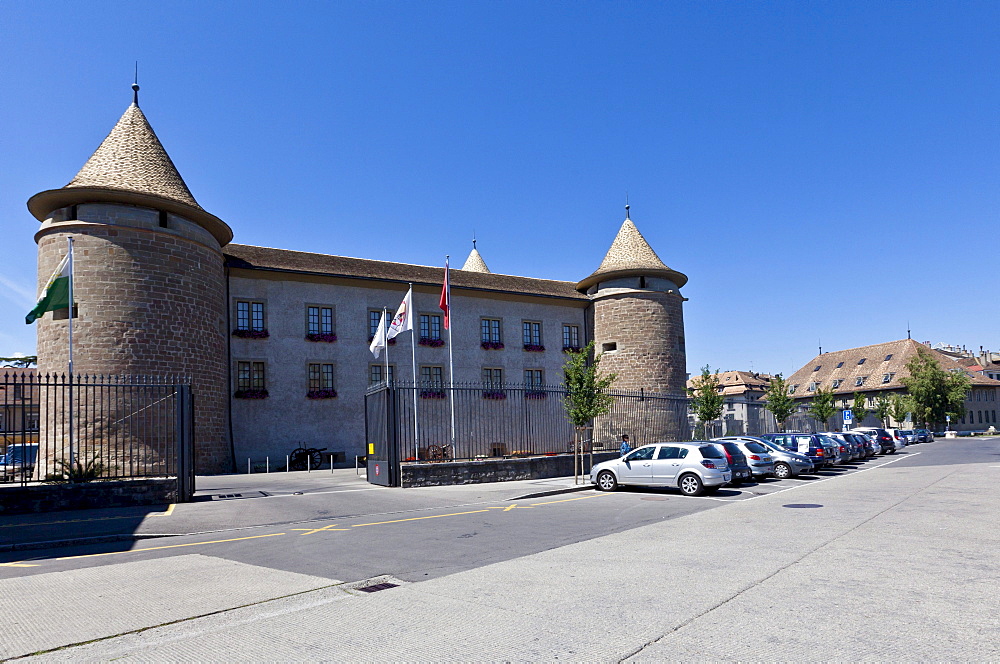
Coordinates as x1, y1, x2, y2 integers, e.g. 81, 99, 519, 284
358, 582, 399, 593
783, 503, 823, 508
212, 491, 269, 501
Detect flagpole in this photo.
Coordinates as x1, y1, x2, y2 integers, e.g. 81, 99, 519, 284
67, 237, 75, 469
408, 284, 419, 462
383, 307, 389, 384
445, 256, 456, 454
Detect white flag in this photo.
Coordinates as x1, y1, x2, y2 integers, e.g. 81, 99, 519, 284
369, 310, 388, 358
387, 287, 413, 340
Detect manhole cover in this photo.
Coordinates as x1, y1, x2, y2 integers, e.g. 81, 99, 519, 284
783, 503, 823, 509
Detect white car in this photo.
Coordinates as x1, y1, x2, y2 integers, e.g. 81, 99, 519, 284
590, 442, 732, 496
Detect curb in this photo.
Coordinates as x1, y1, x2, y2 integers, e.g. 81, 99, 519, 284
0, 533, 176, 554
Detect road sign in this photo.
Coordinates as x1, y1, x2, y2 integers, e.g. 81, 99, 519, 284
843, 409, 853, 425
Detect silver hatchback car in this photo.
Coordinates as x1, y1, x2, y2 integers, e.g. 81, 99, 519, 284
590, 442, 732, 496
716, 436, 814, 479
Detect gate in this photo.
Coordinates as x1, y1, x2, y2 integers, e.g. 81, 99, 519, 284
0, 372, 196, 501
364, 382, 401, 486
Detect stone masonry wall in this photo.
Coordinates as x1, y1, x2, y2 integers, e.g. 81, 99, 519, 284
592, 289, 687, 395
36, 210, 231, 473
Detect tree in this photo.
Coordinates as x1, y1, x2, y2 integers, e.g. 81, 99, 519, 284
901, 346, 971, 428
807, 386, 837, 430
874, 393, 893, 427
763, 374, 796, 431
851, 392, 870, 427
688, 365, 724, 438
562, 341, 617, 428
0, 355, 37, 368
889, 393, 912, 427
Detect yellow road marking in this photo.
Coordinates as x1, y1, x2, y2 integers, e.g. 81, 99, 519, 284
1, 504, 176, 530
0, 562, 39, 567
487, 503, 534, 511
353, 509, 492, 527
157, 504, 175, 516
533, 493, 607, 506
291, 524, 349, 535
56, 533, 285, 560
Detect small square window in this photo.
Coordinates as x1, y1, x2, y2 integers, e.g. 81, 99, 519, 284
855, 376, 867, 386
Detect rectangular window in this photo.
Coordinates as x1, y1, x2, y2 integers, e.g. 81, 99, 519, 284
481, 318, 502, 343
483, 367, 503, 386
370, 364, 396, 385
307, 306, 334, 335
832, 379, 842, 388
235, 301, 267, 332
808, 382, 818, 392
855, 376, 867, 386
420, 314, 442, 340
524, 369, 543, 388
307, 363, 335, 390
237, 361, 266, 390
522, 321, 542, 346
882, 374, 891, 384
562, 325, 580, 349
420, 365, 444, 386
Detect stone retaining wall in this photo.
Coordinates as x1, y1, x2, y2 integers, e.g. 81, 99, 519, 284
0, 479, 178, 515
401, 452, 620, 487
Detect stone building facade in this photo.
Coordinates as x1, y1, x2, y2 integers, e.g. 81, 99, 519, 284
27, 90, 690, 472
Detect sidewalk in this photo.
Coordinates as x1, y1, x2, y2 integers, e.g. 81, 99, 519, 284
1, 470, 591, 552
9, 449, 998, 660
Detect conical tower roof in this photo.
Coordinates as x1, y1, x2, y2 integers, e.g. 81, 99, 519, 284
577, 214, 687, 291
28, 87, 232, 246
462, 246, 491, 273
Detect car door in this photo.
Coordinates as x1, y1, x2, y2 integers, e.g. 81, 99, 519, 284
617, 446, 655, 485
650, 445, 683, 485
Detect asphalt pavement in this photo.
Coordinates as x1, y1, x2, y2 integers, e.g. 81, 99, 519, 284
2, 437, 998, 661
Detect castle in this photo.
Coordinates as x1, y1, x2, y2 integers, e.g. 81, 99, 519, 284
28, 87, 689, 473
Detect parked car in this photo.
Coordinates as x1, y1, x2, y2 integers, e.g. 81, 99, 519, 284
850, 427, 895, 454
897, 429, 918, 444
885, 429, 910, 451
590, 442, 732, 496
760, 433, 834, 469
913, 428, 934, 443
725, 439, 774, 479
707, 441, 753, 484
0, 443, 38, 482
716, 436, 814, 479
845, 431, 877, 458
819, 434, 851, 464
823, 433, 861, 461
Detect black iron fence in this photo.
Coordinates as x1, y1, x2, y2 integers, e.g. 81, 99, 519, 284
0, 372, 193, 495
365, 381, 691, 465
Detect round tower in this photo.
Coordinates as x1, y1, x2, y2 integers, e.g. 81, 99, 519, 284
577, 206, 689, 397
27, 85, 234, 472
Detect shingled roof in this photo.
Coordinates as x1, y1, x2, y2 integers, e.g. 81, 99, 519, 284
577, 216, 687, 291
462, 247, 490, 273
28, 89, 233, 246
686, 370, 775, 397
785, 339, 1000, 398
224, 244, 588, 301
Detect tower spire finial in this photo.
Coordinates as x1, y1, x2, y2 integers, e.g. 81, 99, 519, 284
625, 193, 630, 220
132, 62, 140, 106
472, 229, 477, 251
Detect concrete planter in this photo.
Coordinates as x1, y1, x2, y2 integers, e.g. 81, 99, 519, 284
401, 452, 620, 487
0, 479, 178, 515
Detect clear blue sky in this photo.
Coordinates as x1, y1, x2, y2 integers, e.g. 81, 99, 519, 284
1, 1, 997, 376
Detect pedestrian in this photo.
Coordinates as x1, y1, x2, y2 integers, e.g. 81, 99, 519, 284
619, 434, 631, 456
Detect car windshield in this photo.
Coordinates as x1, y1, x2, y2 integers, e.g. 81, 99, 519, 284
699, 445, 725, 459
744, 442, 768, 453
818, 435, 840, 446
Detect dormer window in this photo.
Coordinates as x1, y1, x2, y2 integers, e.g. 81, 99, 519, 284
789, 384, 798, 394
857, 358, 867, 365
832, 379, 842, 388
808, 382, 819, 392
856, 376, 867, 386
882, 373, 895, 384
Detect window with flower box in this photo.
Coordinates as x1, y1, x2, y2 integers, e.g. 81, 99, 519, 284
420, 365, 446, 398
524, 369, 546, 399
522, 321, 544, 351
307, 363, 336, 399
234, 300, 268, 338
235, 361, 268, 398
419, 314, 445, 347
482, 367, 505, 399
562, 324, 580, 352
481, 318, 503, 349
306, 305, 336, 342
368, 309, 396, 346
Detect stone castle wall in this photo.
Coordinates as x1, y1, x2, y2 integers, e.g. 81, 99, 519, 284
35, 203, 231, 472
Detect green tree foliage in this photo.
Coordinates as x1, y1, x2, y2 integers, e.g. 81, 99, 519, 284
688, 366, 724, 437
900, 346, 971, 428
852, 392, 870, 427
807, 385, 837, 429
890, 393, 912, 426
874, 392, 893, 427
763, 374, 796, 431
0, 355, 37, 368
562, 341, 617, 428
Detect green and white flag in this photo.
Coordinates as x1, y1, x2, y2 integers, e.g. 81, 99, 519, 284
26, 252, 71, 324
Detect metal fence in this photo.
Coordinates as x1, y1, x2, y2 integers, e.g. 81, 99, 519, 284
0, 372, 193, 495
364, 381, 691, 464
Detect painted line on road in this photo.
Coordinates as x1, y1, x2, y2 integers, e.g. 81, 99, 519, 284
531, 493, 607, 506
292, 524, 349, 535
0, 561, 40, 567
55, 533, 286, 560
700, 453, 921, 502
352, 509, 494, 527
0, 504, 176, 530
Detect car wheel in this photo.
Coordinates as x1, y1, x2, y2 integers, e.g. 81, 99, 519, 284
678, 473, 704, 496
596, 470, 618, 492
773, 462, 791, 479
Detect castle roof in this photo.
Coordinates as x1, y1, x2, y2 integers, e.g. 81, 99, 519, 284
577, 216, 688, 291
28, 89, 233, 246
225, 244, 589, 302
785, 338, 1000, 399
462, 247, 490, 273
686, 370, 775, 397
